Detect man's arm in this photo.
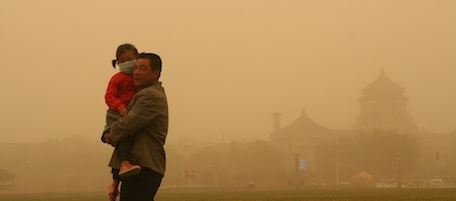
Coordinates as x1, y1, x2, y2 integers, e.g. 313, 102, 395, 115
101, 124, 111, 143
109, 91, 165, 145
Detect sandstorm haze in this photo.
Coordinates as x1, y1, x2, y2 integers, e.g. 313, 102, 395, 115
0, 0, 455, 143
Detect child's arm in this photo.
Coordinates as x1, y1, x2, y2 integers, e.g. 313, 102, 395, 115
119, 108, 128, 117
105, 75, 127, 112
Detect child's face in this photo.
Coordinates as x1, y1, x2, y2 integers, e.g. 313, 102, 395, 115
117, 50, 136, 64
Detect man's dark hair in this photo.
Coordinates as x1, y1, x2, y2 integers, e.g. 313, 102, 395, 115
138, 53, 162, 78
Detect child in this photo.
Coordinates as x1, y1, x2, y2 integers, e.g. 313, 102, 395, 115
102, 43, 140, 201
102, 43, 141, 178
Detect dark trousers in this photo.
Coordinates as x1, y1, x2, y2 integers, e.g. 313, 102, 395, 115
120, 168, 163, 201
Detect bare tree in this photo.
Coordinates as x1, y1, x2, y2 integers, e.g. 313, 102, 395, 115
0, 169, 15, 191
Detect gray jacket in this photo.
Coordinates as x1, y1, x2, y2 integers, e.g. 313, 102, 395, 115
108, 82, 168, 175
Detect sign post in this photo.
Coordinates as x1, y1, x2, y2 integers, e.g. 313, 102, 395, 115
184, 170, 195, 186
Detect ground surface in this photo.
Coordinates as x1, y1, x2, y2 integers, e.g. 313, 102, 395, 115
1, 187, 455, 201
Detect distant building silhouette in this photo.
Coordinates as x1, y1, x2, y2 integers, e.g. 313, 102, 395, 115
270, 109, 350, 164
270, 70, 455, 184
353, 69, 418, 134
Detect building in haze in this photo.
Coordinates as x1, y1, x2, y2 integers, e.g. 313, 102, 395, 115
352, 69, 418, 134
270, 70, 455, 186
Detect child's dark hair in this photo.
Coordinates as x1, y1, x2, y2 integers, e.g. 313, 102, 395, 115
111, 43, 139, 67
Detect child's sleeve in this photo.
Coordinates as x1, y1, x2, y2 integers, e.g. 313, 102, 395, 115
105, 75, 125, 112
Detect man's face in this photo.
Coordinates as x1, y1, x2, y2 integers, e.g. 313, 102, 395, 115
134, 58, 159, 88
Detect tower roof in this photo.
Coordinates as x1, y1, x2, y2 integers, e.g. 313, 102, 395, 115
272, 110, 332, 137
362, 69, 404, 94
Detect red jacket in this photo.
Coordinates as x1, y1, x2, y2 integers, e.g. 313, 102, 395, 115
105, 72, 137, 112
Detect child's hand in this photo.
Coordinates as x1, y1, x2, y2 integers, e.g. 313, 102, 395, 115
119, 108, 128, 117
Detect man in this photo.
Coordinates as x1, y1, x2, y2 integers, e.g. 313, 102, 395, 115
103, 53, 168, 201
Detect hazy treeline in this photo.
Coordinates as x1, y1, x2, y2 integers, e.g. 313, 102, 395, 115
0, 136, 287, 193
0, 136, 112, 193
0, 131, 455, 193
165, 139, 286, 188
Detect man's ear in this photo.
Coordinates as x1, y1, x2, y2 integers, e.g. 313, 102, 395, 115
153, 69, 160, 78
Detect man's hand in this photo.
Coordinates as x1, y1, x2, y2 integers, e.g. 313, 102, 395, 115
107, 180, 120, 201
103, 132, 113, 146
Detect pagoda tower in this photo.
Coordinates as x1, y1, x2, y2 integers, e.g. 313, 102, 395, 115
353, 70, 418, 134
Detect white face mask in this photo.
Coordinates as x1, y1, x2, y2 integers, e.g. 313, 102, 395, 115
118, 60, 136, 74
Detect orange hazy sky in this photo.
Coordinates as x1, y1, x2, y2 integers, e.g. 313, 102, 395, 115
0, 0, 455, 143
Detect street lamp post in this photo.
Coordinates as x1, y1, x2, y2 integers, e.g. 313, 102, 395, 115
212, 163, 218, 188
294, 154, 300, 189
396, 155, 401, 188
335, 161, 341, 185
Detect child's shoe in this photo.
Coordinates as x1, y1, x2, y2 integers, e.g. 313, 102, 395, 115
119, 162, 141, 178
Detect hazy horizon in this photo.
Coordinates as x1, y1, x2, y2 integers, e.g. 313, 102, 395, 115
1, 0, 455, 143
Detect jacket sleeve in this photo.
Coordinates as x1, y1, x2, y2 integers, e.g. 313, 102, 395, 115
109, 91, 164, 145
105, 75, 126, 112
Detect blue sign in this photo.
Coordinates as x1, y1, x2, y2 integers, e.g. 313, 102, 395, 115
299, 160, 308, 170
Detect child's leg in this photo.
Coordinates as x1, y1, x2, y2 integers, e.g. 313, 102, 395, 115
101, 110, 121, 143
106, 109, 120, 126
118, 137, 141, 178
117, 139, 130, 162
